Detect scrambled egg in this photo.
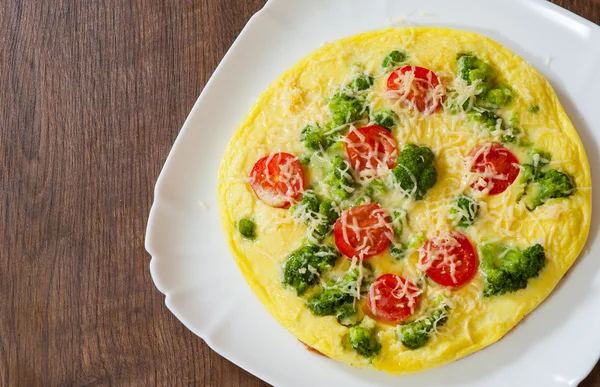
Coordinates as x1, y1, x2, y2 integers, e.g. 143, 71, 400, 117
217, 27, 591, 374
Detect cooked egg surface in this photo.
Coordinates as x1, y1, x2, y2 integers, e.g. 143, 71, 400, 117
217, 27, 591, 374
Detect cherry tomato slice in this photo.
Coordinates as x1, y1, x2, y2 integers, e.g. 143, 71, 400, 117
249, 152, 305, 208
345, 125, 398, 177
333, 203, 392, 258
419, 231, 478, 288
367, 274, 421, 322
387, 65, 443, 114
469, 143, 520, 195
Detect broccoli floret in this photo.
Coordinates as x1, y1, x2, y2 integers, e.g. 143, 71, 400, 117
399, 303, 449, 350
501, 127, 520, 144
519, 244, 546, 278
291, 191, 339, 240
365, 179, 387, 201
400, 327, 430, 350
328, 93, 365, 127
458, 55, 496, 89
370, 109, 397, 131
382, 50, 409, 69
238, 218, 256, 240
314, 199, 339, 238
481, 243, 546, 297
449, 196, 479, 228
477, 84, 513, 109
389, 244, 406, 259
307, 269, 366, 324
531, 149, 551, 168
468, 109, 520, 144
349, 75, 374, 91
325, 155, 355, 202
282, 245, 339, 296
293, 190, 320, 214
519, 149, 574, 210
387, 210, 406, 259
297, 153, 312, 166
301, 124, 332, 152
529, 104, 540, 113
392, 144, 438, 200
336, 303, 362, 326
307, 287, 353, 315
522, 169, 575, 210
520, 164, 537, 183
348, 326, 381, 357
458, 55, 513, 109
469, 109, 501, 131
520, 149, 551, 183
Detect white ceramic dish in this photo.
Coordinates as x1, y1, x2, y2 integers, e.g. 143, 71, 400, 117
145, 0, 600, 385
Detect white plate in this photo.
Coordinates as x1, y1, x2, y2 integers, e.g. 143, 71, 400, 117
145, 0, 600, 385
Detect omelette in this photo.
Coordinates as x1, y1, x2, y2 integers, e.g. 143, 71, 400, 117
217, 27, 591, 374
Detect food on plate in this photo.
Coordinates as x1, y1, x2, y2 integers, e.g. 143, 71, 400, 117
217, 27, 591, 374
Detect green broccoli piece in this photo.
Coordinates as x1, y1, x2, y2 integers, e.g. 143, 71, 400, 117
297, 153, 312, 166
365, 179, 387, 201
290, 190, 339, 239
400, 326, 430, 350
391, 144, 438, 200
301, 124, 332, 152
238, 218, 256, 240
399, 303, 449, 350
449, 196, 479, 228
532, 149, 551, 168
370, 109, 397, 131
336, 303, 363, 326
307, 287, 353, 316
307, 269, 365, 324
389, 244, 406, 260
388, 211, 407, 259
325, 155, 355, 202
291, 191, 339, 240
314, 199, 339, 239
477, 84, 513, 110
328, 93, 365, 127
458, 55, 513, 109
468, 109, 520, 144
457, 55, 496, 90
293, 190, 320, 214
382, 50, 409, 69
349, 75, 374, 91
408, 233, 427, 248
348, 326, 381, 357
520, 149, 551, 183
520, 164, 537, 184
481, 243, 546, 297
469, 109, 501, 131
390, 210, 404, 239
522, 169, 575, 211
282, 245, 339, 296
529, 104, 540, 113
501, 127, 520, 144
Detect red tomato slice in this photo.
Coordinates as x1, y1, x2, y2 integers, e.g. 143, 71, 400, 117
469, 143, 520, 195
386, 66, 443, 114
249, 152, 305, 208
345, 125, 398, 177
419, 231, 478, 288
367, 274, 421, 322
333, 203, 392, 258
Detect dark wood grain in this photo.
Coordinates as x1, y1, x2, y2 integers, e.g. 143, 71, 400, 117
0, 1, 598, 386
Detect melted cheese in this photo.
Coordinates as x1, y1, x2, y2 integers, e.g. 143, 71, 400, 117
218, 27, 592, 375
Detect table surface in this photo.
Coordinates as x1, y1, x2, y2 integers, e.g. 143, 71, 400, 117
2, 0, 599, 386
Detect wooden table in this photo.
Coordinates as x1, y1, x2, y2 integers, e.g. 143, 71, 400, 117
2, 0, 599, 385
